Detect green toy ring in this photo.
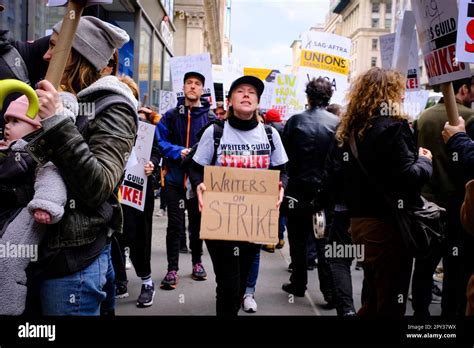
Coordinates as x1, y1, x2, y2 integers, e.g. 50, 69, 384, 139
0, 79, 40, 119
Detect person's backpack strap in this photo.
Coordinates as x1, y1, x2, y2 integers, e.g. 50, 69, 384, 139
264, 124, 275, 152
1, 46, 30, 84
211, 122, 224, 165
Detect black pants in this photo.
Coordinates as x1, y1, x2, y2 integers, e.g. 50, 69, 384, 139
166, 184, 203, 270
441, 203, 474, 316
287, 206, 334, 301
327, 210, 356, 316
206, 240, 260, 316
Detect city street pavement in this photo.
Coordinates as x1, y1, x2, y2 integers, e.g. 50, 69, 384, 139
116, 201, 441, 316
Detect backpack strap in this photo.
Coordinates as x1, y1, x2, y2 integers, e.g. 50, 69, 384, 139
1, 46, 30, 84
211, 122, 224, 165
264, 125, 275, 152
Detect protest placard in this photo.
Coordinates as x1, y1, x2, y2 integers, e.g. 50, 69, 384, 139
392, 11, 416, 74
159, 90, 177, 115
120, 121, 156, 211
456, 0, 474, 63
380, 33, 396, 69
170, 53, 216, 108
298, 31, 351, 105
412, 0, 471, 85
270, 73, 306, 118
200, 166, 280, 244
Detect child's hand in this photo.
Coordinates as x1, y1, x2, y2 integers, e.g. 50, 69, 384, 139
34, 209, 52, 224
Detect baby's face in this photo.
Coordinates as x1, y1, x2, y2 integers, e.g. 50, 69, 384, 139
4, 118, 39, 142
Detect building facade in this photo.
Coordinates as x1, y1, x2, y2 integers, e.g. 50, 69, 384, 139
1, 0, 230, 109
331, 0, 394, 80
173, 0, 227, 64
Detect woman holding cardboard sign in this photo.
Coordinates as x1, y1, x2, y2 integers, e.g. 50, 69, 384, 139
189, 75, 289, 316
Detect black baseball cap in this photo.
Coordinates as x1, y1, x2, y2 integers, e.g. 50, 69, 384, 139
184, 71, 205, 86
228, 75, 265, 100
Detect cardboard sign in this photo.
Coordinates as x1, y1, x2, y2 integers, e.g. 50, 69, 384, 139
413, 0, 471, 85
298, 31, 351, 105
170, 53, 216, 108
456, 0, 474, 62
200, 166, 280, 244
120, 121, 155, 211
380, 33, 396, 69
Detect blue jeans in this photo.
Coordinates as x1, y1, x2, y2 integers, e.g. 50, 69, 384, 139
245, 250, 261, 295
40, 243, 114, 316
278, 216, 287, 240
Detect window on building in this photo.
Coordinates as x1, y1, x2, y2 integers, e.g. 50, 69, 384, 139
372, 18, 379, 28
386, 1, 392, 14
162, 51, 172, 91
372, 38, 378, 50
385, 19, 391, 29
371, 57, 377, 67
151, 35, 163, 109
372, 1, 380, 13
139, 20, 152, 104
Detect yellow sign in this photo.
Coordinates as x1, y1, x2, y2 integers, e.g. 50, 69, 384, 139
300, 50, 349, 76
244, 67, 273, 81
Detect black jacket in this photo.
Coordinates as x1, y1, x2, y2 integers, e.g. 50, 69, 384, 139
282, 107, 339, 201
342, 116, 432, 218
0, 31, 49, 133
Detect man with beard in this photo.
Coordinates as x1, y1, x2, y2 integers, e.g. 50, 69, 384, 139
413, 77, 474, 317
156, 71, 211, 290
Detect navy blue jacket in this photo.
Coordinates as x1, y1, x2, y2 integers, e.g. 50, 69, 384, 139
446, 132, 474, 180
156, 97, 211, 187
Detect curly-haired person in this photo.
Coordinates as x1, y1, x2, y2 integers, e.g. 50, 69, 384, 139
337, 68, 433, 317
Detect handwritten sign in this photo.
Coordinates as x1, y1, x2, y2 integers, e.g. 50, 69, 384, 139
299, 31, 351, 105
120, 121, 155, 211
413, 0, 471, 85
159, 90, 177, 115
170, 53, 216, 108
270, 74, 306, 118
380, 33, 396, 69
200, 166, 279, 244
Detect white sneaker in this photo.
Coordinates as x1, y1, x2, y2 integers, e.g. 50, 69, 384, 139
156, 209, 166, 217
124, 247, 132, 270
242, 294, 257, 313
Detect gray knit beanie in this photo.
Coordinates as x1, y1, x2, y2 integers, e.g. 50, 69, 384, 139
53, 16, 129, 71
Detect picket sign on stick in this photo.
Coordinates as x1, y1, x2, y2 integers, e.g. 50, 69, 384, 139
44, 0, 87, 88
440, 83, 460, 126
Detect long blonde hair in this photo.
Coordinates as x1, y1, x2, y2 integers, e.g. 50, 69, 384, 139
335, 67, 406, 146
60, 48, 102, 95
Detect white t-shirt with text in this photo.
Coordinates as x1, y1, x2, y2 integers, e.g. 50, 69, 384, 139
193, 121, 288, 169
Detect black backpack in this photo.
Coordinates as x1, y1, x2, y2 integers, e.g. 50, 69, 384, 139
180, 119, 276, 171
